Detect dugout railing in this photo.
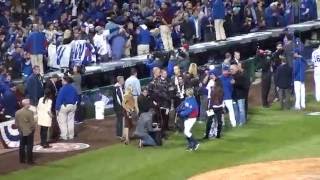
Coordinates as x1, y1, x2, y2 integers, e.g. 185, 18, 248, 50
81, 57, 259, 119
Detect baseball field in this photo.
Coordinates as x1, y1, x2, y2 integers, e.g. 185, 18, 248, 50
0, 94, 320, 180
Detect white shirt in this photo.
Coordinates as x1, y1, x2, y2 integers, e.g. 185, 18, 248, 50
312, 48, 320, 68
125, 76, 141, 96
93, 31, 111, 56
194, 18, 200, 38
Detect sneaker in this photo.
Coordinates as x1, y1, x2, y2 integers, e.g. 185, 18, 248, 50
185, 147, 193, 152
193, 143, 200, 151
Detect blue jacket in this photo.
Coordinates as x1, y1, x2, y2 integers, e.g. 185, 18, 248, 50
24, 32, 47, 54
56, 84, 79, 110
177, 96, 199, 119
212, 0, 225, 19
293, 57, 307, 82
167, 59, 177, 78
220, 74, 233, 100
2, 89, 17, 117
137, 27, 151, 45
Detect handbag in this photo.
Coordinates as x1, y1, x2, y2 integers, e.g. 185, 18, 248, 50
206, 109, 215, 117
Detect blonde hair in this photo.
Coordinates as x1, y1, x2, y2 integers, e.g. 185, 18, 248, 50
188, 63, 198, 76
125, 86, 133, 95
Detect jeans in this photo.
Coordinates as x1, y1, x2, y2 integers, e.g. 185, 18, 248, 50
140, 133, 156, 146
233, 99, 246, 126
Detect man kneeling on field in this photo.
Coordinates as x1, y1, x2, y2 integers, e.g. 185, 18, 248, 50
134, 108, 161, 148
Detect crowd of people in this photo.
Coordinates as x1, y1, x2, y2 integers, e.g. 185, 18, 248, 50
111, 29, 320, 151
0, 0, 317, 164
7, 29, 319, 165
0, 0, 318, 78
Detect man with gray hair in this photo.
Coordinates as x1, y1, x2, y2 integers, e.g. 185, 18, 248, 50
15, 99, 35, 164
113, 76, 125, 139
24, 24, 47, 75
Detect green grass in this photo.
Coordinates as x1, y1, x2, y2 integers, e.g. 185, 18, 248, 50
2, 98, 320, 180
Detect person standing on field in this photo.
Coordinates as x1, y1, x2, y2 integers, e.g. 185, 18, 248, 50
125, 68, 141, 114
56, 76, 78, 140
311, 45, 320, 102
15, 99, 35, 164
177, 88, 200, 151
275, 57, 293, 110
293, 49, 307, 110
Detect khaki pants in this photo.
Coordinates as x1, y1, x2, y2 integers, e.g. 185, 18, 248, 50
214, 19, 226, 41
30, 54, 44, 75
58, 104, 76, 140
137, 44, 150, 55
159, 25, 174, 51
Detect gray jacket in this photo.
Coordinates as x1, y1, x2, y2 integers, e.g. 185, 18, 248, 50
134, 112, 153, 136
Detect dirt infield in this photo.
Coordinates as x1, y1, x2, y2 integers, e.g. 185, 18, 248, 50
0, 117, 118, 175
189, 158, 320, 180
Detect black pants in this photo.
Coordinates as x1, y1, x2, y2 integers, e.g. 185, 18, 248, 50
205, 116, 213, 138
115, 111, 123, 137
160, 108, 169, 132
40, 126, 49, 146
19, 131, 34, 163
214, 108, 223, 138
75, 95, 83, 122
261, 72, 272, 107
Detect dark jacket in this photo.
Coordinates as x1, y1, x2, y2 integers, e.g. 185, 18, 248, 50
180, 19, 195, 41
112, 84, 124, 113
44, 79, 57, 98
275, 63, 292, 89
232, 72, 250, 100
2, 89, 18, 117
138, 95, 152, 114
25, 74, 44, 106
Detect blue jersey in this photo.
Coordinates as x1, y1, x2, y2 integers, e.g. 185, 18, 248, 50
177, 96, 199, 119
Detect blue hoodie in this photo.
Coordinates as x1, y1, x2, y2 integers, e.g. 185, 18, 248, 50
24, 32, 47, 54
137, 27, 151, 45
212, 0, 225, 20
293, 57, 307, 82
220, 74, 233, 100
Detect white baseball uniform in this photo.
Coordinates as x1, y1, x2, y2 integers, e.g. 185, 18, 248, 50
312, 47, 320, 102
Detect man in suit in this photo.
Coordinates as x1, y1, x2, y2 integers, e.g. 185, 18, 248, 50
113, 76, 125, 139
15, 99, 35, 164
25, 65, 44, 106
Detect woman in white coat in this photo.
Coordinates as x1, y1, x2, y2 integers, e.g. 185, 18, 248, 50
37, 89, 53, 148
